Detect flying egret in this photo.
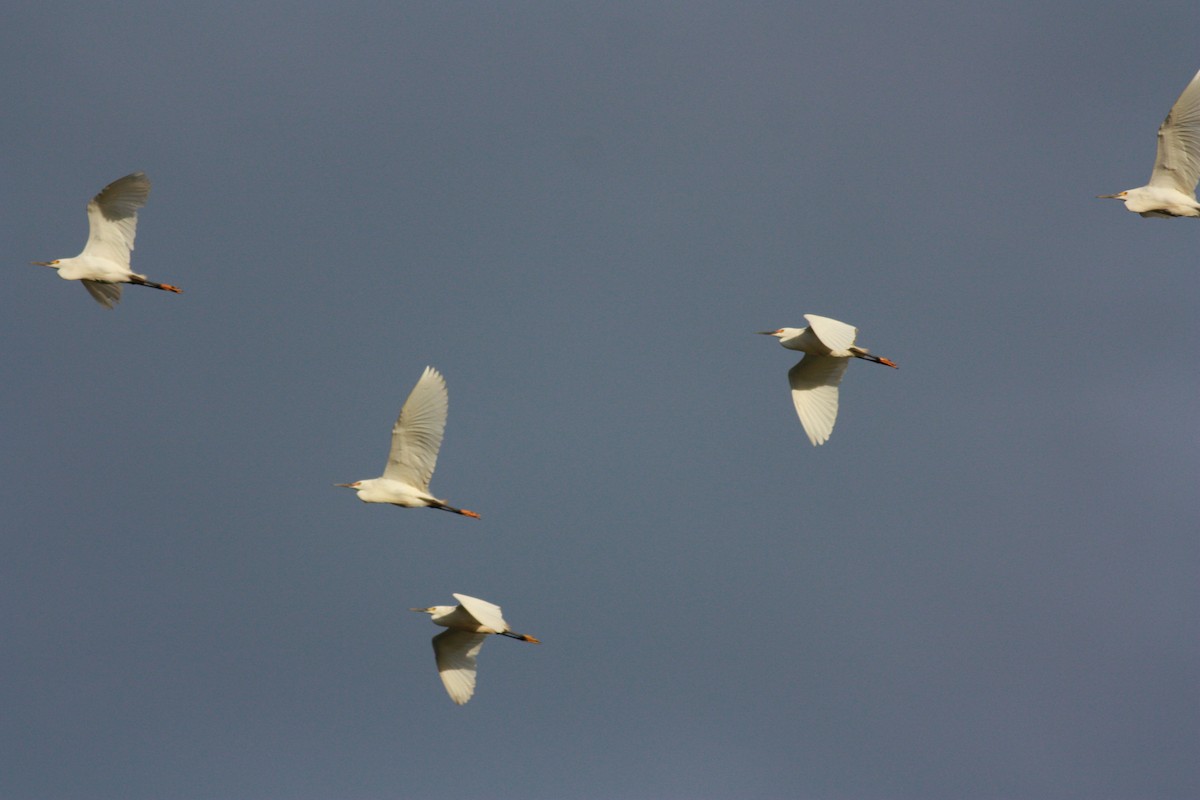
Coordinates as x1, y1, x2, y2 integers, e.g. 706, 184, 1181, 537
335, 366, 480, 519
32, 172, 182, 307
1098, 68, 1200, 217
759, 315, 897, 446
411, 593, 540, 705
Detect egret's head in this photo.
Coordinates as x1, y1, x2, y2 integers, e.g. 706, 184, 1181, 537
31, 260, 62, 268
758, 327, 803, 340
334, 481, 362, 489
1097, 191, 1128, 200
410, 605, 454, 617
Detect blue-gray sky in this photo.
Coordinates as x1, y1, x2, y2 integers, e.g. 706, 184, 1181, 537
2, 3, 1197, 798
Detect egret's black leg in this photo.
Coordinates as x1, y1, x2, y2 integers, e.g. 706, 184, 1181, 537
130, 275, 183, 293
431, 502, 481, 519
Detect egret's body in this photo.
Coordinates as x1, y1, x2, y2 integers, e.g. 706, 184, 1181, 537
33, 172, 182, 307
1099, 69, 1200, 217
412, 593, 540, 705
759, 315, 897, 446
336, 366, 479, 519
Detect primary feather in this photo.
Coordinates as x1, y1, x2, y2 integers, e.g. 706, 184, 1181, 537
432, 630, 487, 705
383, 365, 448, 490
1149, 68, 1200, 196
83, 171, 150, 265
788, 356, 851, 446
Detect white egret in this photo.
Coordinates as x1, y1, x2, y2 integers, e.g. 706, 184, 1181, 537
411, 593, 540, 705
335, 366, 480, 519
32, 172, 182, 307
1099, 68, 1200, 217
759, 315, 897, 446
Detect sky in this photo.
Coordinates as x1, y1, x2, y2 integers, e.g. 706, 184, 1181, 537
1, 2, 1197, 798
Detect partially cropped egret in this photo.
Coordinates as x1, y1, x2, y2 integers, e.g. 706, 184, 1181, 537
335, 366, 480, 518
32, 172, 182, 307
1099, 68, 1200, 217
412, 593, 541, 705
759, 315, 897, 446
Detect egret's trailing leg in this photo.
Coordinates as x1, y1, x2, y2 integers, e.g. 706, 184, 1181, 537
433, 502, 481, 519
850, 348, 898, 368
130, 275, 183, 293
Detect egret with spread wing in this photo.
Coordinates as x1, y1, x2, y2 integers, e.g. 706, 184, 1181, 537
1099, 69, 1200, 217
336, 366, 480, 518
759, 315, 897, 446
411, 593, 540, 705
32, 172, 182, 307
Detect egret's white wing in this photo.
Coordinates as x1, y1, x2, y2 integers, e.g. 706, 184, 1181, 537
382, 366, 448, 488
1149, 69, 1200, 196
432, 629, 486, 705
81, 280, 122, 309
803, 314, 858, 354
453, 593, 509, 634
788, 355, 850, 446
82, 173, 150, 266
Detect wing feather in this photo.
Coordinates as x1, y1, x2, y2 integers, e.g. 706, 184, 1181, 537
81, 173, 150, 265
81, 280, 122, 309
453, 594, 509, 634
432, 630, 486, 705
382, 366, 448, 488
1149, 69, 1200, 196
788, 355, 850, 446
803, 314, 858, 354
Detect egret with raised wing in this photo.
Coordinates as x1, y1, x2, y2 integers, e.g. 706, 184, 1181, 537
335, 366, 480, 518
1099, 68, 1200, 217
759, 315, 897, 446
32, 172, 182, 307
412, 593, 540, 705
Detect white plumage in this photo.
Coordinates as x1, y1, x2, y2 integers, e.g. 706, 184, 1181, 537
759, 315, 897, 446
412, 594, 541, 705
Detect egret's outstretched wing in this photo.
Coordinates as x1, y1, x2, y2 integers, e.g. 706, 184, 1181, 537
788, 355, 850, 446
81, 280, 123, 309
1149, 69, 1200, 196
804, 314, 858, 354
453, 594, 509, 634
382, 366, 448, 489
82, 172, 150, 266
432, 630, 486, 705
